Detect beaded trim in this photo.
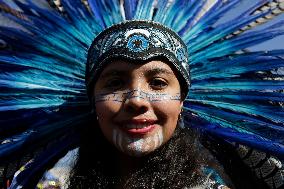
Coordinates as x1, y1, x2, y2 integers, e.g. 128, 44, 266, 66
86, 20, 190, 97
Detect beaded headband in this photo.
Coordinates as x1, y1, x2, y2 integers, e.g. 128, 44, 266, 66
86, 20, 190, 98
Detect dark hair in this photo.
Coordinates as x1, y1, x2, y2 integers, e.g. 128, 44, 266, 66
67, 121, 229, 188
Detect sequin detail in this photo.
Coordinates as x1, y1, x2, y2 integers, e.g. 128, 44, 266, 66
86, 20, 190, 98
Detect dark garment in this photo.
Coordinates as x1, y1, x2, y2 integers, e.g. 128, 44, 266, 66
5, 127, 284, 189
202, 134, 284, 189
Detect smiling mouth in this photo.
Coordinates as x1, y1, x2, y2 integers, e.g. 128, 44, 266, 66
119, 119, 157, 136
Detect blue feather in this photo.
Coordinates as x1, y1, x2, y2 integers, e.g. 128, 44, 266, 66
191, 50, 284, 80
187, 10, 272, 54
182, 0, 239, 42
185, 118, 284, 157
0, 113, 87, 163
123, 0, 138, 20
175, 0, 206, 35
183, 105, 284, 142
185, 99, 284, 123
190, 30, 284, 64
0, 0, 284, 167
238, 0, 271, 18
133, 0, 155, 20
189, 90, 284, 104
152, 0, 169, 23
88, 0, 123, 28
191, 79, 284, 91
158, 0, 186, 28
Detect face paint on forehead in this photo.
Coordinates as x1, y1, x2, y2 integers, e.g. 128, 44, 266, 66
95, 89, 181, 103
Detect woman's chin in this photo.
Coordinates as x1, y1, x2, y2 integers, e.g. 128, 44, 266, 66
112, 127, 164, 157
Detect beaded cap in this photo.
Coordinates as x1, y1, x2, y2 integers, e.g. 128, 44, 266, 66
85, 20, 190, 97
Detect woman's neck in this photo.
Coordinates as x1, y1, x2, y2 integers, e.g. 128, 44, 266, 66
114, 150, 147, 176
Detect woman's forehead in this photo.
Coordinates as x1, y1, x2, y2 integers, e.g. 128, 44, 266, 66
101, 60, 175, 75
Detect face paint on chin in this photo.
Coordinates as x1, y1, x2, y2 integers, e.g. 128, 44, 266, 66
112, 127, 164, 157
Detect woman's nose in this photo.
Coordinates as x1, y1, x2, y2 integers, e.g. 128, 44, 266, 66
123, 90, 151, 113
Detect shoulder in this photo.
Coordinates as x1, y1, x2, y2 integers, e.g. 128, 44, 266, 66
10, 148, 79, 189
36, 148, 78, 189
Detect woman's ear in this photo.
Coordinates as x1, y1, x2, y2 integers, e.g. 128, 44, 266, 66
180, 101, 184, 113
181, 92, 187, 101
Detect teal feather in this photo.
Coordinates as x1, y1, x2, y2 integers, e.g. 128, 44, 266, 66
172, 0, 205, 33
182, 0, 239, 42
183, 104, 284, 140
185, 99, 284, 123
191, 79, 284, 91
189, 90, 284, 103
188, 11, 272, 54
153, 0, 170, 23
191, 50, 284, 80
191, 30, 284, 64
157, 0, 186, 27
0, 55, 85, 80
133, 0, 155, 20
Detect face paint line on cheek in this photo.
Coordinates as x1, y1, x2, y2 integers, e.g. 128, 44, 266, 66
157, 129, 164, 147
153, 132, 159, 150
144, 136, 152, 152
112, 129, 123, 153
118, 131, 124, 153
151, 129, 163, 150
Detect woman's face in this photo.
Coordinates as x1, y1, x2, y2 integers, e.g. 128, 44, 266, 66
94, 60, 183, 157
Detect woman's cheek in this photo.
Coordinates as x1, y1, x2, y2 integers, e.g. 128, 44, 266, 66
154, 101, 181, 142
95, 101, 119, 118
94, 102, 119, 140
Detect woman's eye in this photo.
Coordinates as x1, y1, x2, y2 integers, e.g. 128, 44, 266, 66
104, 78, 124, 89
149, 78, 168, 89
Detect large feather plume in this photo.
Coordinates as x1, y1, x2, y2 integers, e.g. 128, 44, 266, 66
0, 0, 283, 166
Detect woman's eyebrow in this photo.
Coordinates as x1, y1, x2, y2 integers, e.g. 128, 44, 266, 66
100, 70, 126, 79
146, 68, 173, 76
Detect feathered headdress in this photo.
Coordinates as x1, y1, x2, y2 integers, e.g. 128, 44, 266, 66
0, 0, 283, 180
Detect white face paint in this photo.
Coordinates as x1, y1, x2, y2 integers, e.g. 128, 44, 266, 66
112, 127, 164, 157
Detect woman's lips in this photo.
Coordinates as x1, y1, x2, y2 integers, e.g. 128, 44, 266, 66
119, 119, 157, 136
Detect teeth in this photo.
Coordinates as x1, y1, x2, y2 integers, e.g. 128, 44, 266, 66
125, 124, 150, 129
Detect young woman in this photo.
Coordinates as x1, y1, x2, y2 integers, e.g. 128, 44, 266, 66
2, 1, 283, 189
21, 21, 232, 189
33, 21, 263, 189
